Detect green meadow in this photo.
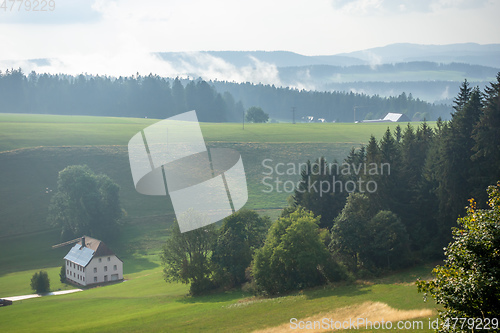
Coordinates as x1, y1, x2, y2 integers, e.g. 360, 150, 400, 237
0, 113, 437, 332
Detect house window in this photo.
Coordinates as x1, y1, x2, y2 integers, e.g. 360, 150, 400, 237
113, 265, 117, 271
104, 275, 108, 282
107, 257, 110, 261
94, 276, 97, 283
67, 269, 69, 274
98, 258, 102, 263
94, 267, 97, 273
104, 266, 107, 272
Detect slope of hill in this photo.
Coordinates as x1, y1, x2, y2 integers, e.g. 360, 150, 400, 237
0, 114, 411, 237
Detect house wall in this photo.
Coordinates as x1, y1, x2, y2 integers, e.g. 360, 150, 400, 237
65, 259, 88, 286
84, 255, 123, 285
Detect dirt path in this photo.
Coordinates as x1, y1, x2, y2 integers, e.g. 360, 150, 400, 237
3, 288, 83, 301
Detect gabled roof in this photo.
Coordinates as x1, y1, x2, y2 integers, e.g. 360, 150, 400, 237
383, 113, 411, 122
77, 236, 116, 257
63, 244, 95, 267
64, 236, 121, 267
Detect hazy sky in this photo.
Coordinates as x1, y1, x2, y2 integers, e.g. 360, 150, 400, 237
1, 0, 499, 76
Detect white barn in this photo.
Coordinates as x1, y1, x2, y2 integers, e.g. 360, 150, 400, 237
63, 236, 123, 286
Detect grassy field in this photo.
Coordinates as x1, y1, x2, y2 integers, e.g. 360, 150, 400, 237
0, 113, 411, 152
0, 263, 437, 332
0, 113, 439, 332
0, 113, 424, 236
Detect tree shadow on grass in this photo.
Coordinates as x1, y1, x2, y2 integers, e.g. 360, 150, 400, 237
177, 282, 371, 305
302, 282, 371, 301
122, 256, 159, 275
177, 289, 252, 304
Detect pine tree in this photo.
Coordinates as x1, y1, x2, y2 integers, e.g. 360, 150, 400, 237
171, 77, 186, 115
472, 72, 500, 201
452, 79, 472, 114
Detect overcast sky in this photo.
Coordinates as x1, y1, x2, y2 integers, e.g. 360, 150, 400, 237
1, 0, 499, 76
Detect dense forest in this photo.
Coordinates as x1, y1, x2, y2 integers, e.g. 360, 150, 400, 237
210, 80, 451, 121
0, 69, 450, 122
161, 73, 500, 299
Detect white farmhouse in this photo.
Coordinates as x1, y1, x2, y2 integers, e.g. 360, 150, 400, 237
63, 236, 123, 286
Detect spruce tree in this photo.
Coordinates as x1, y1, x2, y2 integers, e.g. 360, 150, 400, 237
472, 72, 500, 200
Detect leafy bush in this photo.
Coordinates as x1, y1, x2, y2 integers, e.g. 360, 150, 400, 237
31, 270, 50, 294
417, 183, 500, 332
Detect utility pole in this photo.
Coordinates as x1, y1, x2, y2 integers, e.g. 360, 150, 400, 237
291, 106, 296, 124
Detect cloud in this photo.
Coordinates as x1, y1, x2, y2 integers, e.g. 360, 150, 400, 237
363, 51, 382, 69
0, 51, 283, 88
331, 0, 490, 14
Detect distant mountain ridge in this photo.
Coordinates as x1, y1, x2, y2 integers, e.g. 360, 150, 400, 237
3, 43, 499, 104
338, 43, 500, 68
156, 42, 500, 69
156, 50, 366, 68
155, 44, 499, 103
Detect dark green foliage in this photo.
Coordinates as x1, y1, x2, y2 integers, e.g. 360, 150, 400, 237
472, 73, 500, 197
47, 165, 123, 241
59, 264, 66, 284
211, 80, 450, 122
245, 106, 269, 123
0, 70, 233, 122
429, 84, 484, 244
366, 210, 411, 270
252, 208, 339, 295
161, 217, 217, 296
291, 157, 348, 229
417, 183, 500, 332
212, 210, 270, 287
330, 193, 376, 273
31, 270, 50, 294
452, 78, 472, 113
0, 69, 450, 122
330, 194, 410, 274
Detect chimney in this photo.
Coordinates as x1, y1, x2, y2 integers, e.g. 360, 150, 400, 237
81, 236, 86, 248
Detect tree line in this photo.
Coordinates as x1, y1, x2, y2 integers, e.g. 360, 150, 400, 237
161, 73, 500, 298
0, 68, 450, 122
210, 80, 451, 122
0, 69, 241, 122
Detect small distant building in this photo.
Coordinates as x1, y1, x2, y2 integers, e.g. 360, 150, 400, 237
361, 112, 410, 123
382, 113, 411, 122
63, 236, 123, 286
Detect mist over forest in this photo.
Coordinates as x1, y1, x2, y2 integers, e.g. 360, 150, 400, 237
0, 69, 451, 122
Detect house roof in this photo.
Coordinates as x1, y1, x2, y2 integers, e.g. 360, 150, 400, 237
77, 236, 116, 257
63, 236, 121, 267
383, 113, 411, 122
63, 244, 95, 267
